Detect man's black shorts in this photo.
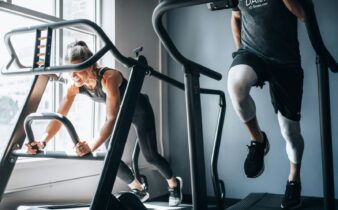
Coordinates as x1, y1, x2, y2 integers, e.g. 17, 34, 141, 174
230, 48, 304, 121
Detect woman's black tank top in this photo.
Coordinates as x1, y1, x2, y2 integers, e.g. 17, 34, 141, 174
78, 67, 127, 103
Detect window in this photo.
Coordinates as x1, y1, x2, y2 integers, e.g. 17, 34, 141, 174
0, 0, 101, 159
0, 12, 42, 158
12, 0, 55, 16
63, 0, 96, 21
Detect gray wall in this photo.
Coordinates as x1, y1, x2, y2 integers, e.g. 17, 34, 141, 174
115, 0, 162, 152
166, 1, 338, 199
114, 0, 169, 198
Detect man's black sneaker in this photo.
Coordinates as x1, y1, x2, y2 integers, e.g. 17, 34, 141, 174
281, 180, 302, 209
244, 131, 270, 178
168, 177, 183, 206
130, 188, 149, 203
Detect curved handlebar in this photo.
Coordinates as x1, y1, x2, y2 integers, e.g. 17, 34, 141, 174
24, 112, 79, 145
153, 0, 222, 80
2, 19, 139, 75
299, 0, 338, 72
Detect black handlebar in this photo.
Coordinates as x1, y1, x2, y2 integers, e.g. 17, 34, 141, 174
299, 0, 338, 72
152, 0, 223, 80
24, 112, 79, 145
2, 19, 141, 75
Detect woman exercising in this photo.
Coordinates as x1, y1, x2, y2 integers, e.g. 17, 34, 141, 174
26, 40, 182, 206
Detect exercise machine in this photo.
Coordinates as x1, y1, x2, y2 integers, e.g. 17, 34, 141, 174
0, 18, 151, 210
153, 1, 235, 209
0, 17, 226, 210
153, 0, 338, 209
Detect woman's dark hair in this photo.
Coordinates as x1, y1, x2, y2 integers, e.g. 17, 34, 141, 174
64, 40, 94, 64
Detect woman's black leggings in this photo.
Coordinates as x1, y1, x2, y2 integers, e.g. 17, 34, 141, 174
106, 94, 173, 184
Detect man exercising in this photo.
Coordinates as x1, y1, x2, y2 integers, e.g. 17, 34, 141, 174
228, 0, 304, 209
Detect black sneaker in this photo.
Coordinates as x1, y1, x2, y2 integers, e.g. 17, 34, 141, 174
281, 180, 302, 209
130, 188, 149, 203
168, 177, 183, 206
244, 131, 270, 178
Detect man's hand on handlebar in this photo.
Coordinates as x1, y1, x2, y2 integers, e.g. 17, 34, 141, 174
75, 141, 91, 157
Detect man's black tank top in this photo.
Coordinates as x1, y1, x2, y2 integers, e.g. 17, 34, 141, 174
79, 67, 127, 103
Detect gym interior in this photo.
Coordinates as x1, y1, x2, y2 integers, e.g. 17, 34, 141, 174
0, 0, 337, 209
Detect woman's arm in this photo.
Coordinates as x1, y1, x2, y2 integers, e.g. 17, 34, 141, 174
231, 10, 242, 49
90, 70, 122, 152
283, 0, 304, 21
26, 84, 78, 154
42, 84, 78, 144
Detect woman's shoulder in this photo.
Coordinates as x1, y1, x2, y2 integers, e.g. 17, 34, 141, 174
66, 83, 79, 96
98, 67, 119, 75
100, 68, 122, 78
99, 67, 123, 88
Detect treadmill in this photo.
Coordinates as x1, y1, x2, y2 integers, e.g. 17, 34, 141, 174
0, 16, 227, 210
153, 0, 338, 209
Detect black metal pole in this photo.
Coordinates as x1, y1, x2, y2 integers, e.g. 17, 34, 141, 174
90, 63, 147, 210
132, 140, 141, 181
24, 112, 80, 145
316, 55, 335, 210
11, 150, 106, 160
211, 93, 226, 210
184, 66, 208, 210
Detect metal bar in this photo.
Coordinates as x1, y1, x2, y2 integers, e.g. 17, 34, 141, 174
2, 42, 111, 75
211, 92, 226, 210
152, 1, 222, 80
91, 57, 147, 210
299, 0, 338, 72
297, 1, 337, 209
184, 67, 208, 210
0, 1, 64, 23
150, 66, 225, 95
44, 28, 53, 67
11, 150, 106, 160
207, 0, 238, 11
2, 19, 135, 72
0, 75, 49, 202
24, 112, 80, 145
316, 55, 335, 210
132, 140, 141, 181
149, 68, 185, 90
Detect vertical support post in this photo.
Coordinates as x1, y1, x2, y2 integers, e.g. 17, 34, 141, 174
132, 140, 141, 181
211, 93, 226, 210
316, 55, 335, 210
183, 66, 208, 210
44, 28, 53, 68
91, 63, 146, 210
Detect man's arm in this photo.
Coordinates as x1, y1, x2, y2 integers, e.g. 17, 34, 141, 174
283, 0, 304, 21
90, 70, 122, 152
231, 10, 242, 49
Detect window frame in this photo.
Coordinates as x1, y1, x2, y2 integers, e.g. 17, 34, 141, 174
0, 0, 102, 160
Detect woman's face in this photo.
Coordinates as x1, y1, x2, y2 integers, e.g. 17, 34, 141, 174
68, 60, 92, 87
